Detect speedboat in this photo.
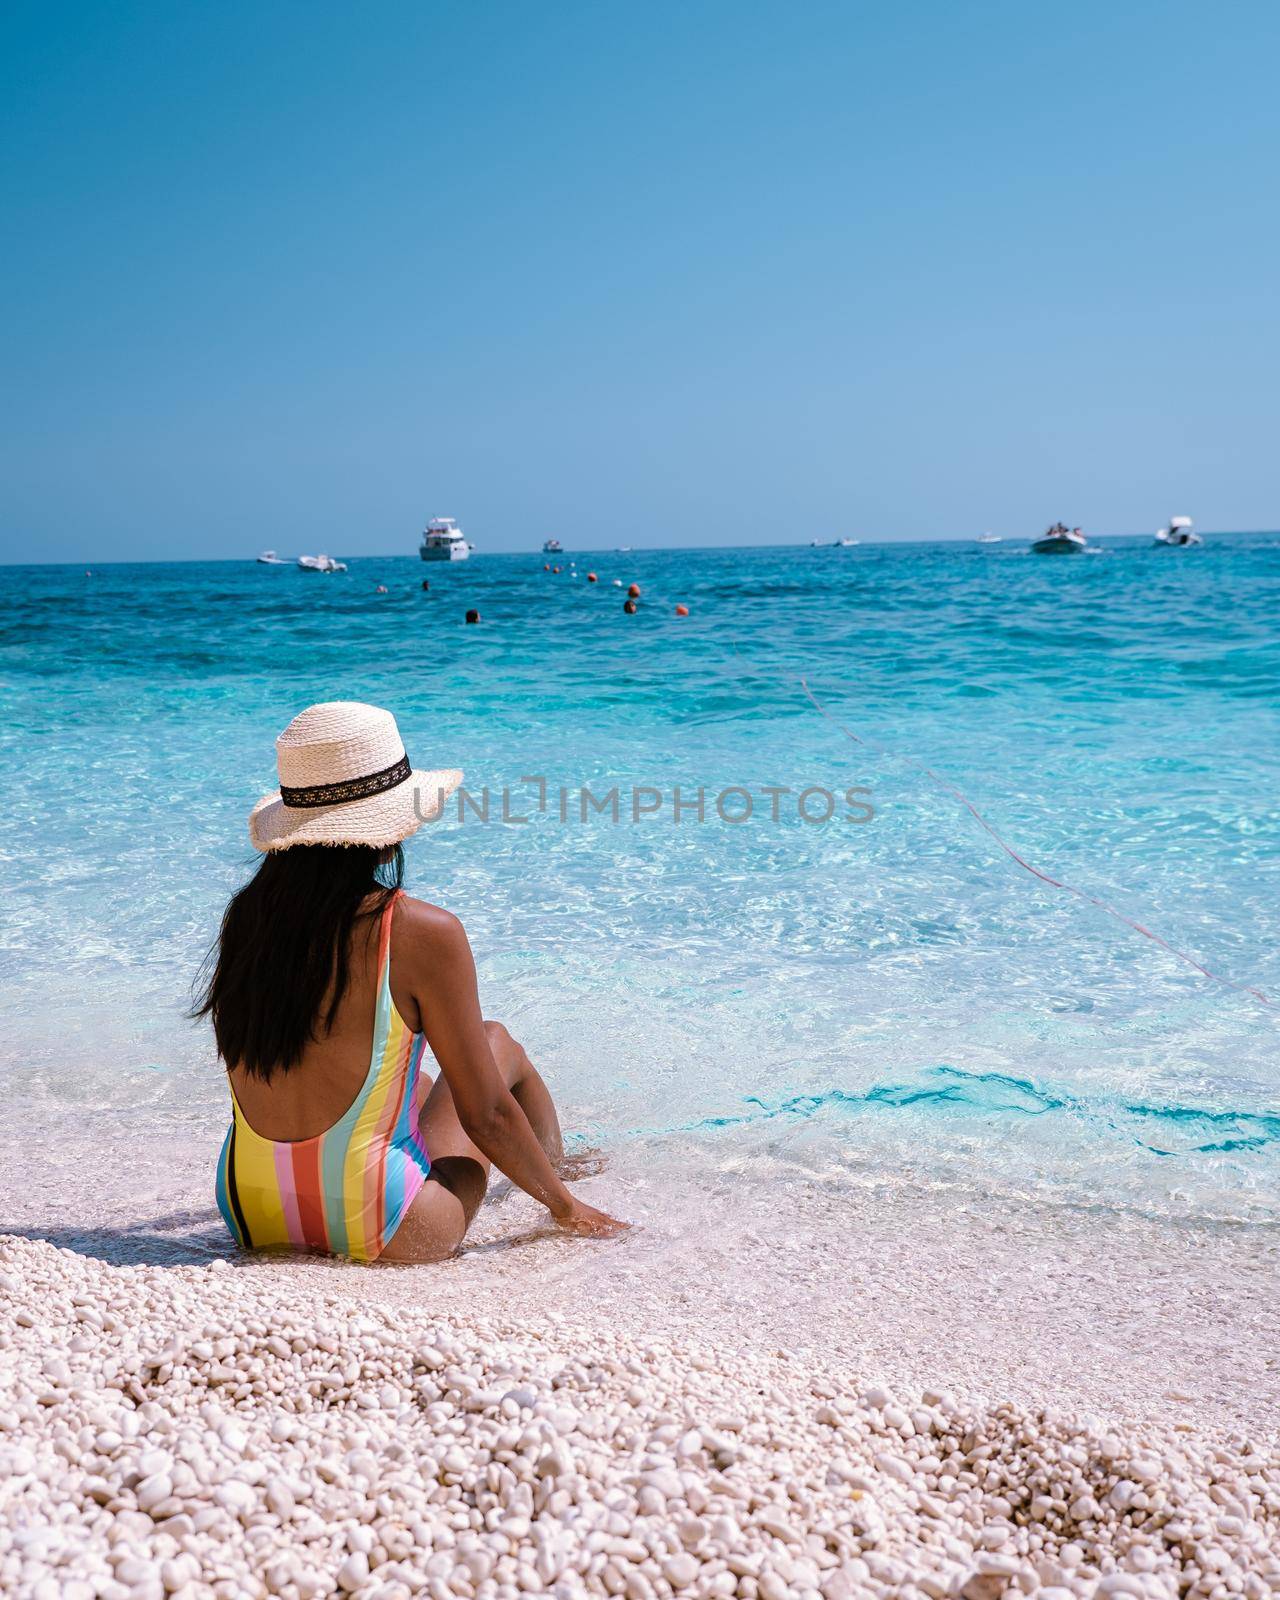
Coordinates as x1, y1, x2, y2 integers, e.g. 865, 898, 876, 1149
976, 532, 1002, 544
256, 549, 288, 565
1031, 523, 1087, 554
542, 538, 564, 554
1154, 516, 1201, 548
833, 537, 860, 547
420, 517, 471, 562
297, 553, 347, 573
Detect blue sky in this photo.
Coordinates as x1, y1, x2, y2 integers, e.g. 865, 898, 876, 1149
2, 0, 1277, 561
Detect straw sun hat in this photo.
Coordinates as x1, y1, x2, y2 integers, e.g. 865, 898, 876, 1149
249, 702, 462, 852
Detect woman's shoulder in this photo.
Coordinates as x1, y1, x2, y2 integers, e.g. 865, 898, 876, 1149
391, 893, 475, 994
393, 893, 469, 952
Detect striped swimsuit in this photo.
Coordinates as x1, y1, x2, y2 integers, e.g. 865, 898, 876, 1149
215, 891, 432, 1261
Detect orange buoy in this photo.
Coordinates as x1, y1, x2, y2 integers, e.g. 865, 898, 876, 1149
587, 572, 598, 582
675, 603, 689, 616
553, 565, 562, 573
627, 582, 641, 598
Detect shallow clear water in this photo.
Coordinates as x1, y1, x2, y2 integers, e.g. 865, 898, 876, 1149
2, 536, 1278, 1237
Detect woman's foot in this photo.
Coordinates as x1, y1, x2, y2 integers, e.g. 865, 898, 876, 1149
557, 1145, 607, 1181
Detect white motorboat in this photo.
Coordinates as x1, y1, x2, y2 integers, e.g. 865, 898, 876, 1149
976, 532, 1002, 544
1031, 523, 1087, 554
256, 549, 288, 565
297, 553, 347, 573
1154, 516, 1200, 548
420, 517, 471, 562
833, 537, 860, 547
542, 538, 563, 554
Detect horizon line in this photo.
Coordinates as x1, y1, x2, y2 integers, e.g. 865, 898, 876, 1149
2, 527, 1277, 570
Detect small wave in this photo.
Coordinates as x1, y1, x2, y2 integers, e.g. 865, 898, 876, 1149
638, 1066, 1280, 1158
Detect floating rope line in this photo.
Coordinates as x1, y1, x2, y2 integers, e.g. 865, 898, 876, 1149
793, 668, 1275, 1012
569, 558, 1274, 1012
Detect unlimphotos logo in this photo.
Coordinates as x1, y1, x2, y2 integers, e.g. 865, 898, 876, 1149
414, 779, 875, 826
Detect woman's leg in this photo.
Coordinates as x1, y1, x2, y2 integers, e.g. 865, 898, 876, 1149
486, 1019, 564, 1165
378, 1021, 563, 1263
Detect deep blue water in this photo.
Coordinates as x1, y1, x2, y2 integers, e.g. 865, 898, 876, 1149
2, 535, 1278, 1225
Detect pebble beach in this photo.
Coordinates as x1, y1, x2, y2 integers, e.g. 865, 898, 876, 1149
3, 1175, 1278, 1600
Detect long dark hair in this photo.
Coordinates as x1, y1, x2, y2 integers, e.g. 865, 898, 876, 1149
195, 844, 404, 1080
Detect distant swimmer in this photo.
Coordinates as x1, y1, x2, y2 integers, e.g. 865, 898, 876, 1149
421, 579, 430, 591
465, 608, 480, 624
376, 584, 388, 594
623, 598, 637, 615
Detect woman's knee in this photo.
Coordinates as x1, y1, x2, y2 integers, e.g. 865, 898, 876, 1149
483, 1019, 529, 1084
484, 1018, 520, 1059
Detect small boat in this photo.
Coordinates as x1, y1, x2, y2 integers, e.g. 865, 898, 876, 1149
1031, 523, 1087, 554
1154, 516, 1201, 548
420, 517, 471, 562
256, 549, 288, 565
833, 537, 860, 547
297, 553, 348, 573
542, 538, 564, 554
976, 532, 1002, 544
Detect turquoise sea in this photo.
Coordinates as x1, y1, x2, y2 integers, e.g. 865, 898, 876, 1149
1, 536, 1278, 1243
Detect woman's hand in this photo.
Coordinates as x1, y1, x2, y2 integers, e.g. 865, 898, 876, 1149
550, 1196, 631, 1238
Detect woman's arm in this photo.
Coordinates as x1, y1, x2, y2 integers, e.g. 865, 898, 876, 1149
412, 906, 625, 1235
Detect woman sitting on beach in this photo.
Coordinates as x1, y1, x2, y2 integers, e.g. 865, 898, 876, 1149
197, 701, 627, 1263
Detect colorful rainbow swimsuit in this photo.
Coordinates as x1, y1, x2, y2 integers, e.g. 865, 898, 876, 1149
215, 891, 432, 1261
